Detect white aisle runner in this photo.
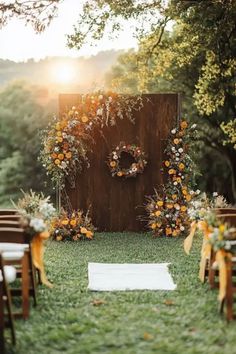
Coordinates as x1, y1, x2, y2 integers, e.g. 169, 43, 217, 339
88, 263, 177, 291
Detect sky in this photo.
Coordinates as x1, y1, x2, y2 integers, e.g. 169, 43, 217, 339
0, 0, 138, 62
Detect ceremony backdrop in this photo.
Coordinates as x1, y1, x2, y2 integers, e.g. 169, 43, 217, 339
59, 94, 180, 231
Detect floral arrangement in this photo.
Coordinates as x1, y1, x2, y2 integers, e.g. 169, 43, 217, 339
40, 92, 143, 187
108, 142, 147, 178
146, 120, 198, 237
13, 190, 56, 239
51, 209, 95, 241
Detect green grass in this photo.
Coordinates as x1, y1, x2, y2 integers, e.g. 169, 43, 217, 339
6, 233, 236, 354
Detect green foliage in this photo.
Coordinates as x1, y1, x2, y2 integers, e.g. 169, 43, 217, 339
6, 233, 235, 354
0, 81, 55, 206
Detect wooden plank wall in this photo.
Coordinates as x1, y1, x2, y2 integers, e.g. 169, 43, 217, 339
59, 94, 180, 231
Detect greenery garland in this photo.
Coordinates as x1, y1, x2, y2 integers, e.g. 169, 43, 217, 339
39, 91, 143, 188
108, 142, 147, 178
146, 120, 198, 237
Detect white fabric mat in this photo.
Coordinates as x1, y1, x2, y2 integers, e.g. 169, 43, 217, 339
88, 263, 177, 291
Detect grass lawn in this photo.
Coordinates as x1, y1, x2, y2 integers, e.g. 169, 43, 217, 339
6, 232, 236, 354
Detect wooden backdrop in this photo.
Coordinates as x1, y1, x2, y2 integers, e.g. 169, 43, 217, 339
59, 94, 180, 232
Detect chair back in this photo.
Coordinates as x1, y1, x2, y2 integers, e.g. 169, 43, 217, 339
216, 214, 236, 227
0, 215, 21, 221
213, 208, 236, 215
0, 209, 18, 216
0, 228, 26, 244
0, 221, 21, 229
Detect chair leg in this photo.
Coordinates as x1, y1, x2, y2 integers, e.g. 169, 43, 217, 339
209, 250, 216, 289
21, 252, 30, 320
226, 259, 233, 321
29, 249, 37, 307
4, 284, 16, 345
0, 283, 5, 354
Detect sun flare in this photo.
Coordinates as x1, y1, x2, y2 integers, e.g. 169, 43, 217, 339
52, 63, 75, 83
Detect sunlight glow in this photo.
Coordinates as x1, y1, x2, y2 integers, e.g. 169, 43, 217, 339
52, 63, 76, 83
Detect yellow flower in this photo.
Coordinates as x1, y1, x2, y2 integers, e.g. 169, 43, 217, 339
70, 219, 77, 226
156, 222, 162, 227
185, 195, 192, 202
57, 137, 63, 143
174, 138, 179, 144
155, 210, 161, 217
151, 223, 157, 229
81, 115, 89, 123
181, 205, 187, 212
176, 177, 182, 183
182, 189, 187, 195
65, 152, 72, 159
58, 153, 64, 160
86, 231, 94, 239
180, 121, 188, 129
168, 169, 176, 175
157, 201, 164, 207
164, 161, 170, 167
166, 228, 172, 235
56, 122, 61, 130
117, 171, 123, 177
219, 224, 225, 233
172, 230, 178, 237
110, 161, 117, 167
179, 163, 185, 170
80, 227, 88, 234
172, 194, 177, 200
54, 159, 60, 165
56, 235, 63, 241
57, 131, 62, 137
61, 219, 69, 225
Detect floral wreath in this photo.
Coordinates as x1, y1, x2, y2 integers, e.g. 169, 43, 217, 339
108, 142, 147, 178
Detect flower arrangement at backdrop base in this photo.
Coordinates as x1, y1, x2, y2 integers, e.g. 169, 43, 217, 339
51, 208, 95, 242
13, 190, 56, 287
146, 120, 198, 237
39, 92, 143, 189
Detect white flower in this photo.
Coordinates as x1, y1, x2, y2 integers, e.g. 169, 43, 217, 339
180, 226, 185, 231
190, 190, 194, 195
171, 129, 176, 134
191, 124, 197, 129
213, 192, 218, 197
166, 214, 170, 218
171, 147, 176, 152
225, 241, 231, 250
39, 202, 56, 220
176, 153, 180, 157
96, 108, 103, 116
54, 147, 59, 152
178, 148, 183, 153
196, 189, 201, 195
174, 182, 178, 186
176, 158, 179, 161
29, 218, 46, 233
61, 161, 67, 169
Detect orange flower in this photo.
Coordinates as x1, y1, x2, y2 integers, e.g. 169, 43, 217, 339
56, 235, 63, 241
81, 115, 89, 123
172, 194, 177, 200
182, 189, 187, 195
181, 205, 187, 212
57, 137, 63, 143
157, 201, 164, 207
172, 230, 178, 237
80, 227, 88, 234
57, 131, 62, 137
155, 210, 161, 217
176, 177, 182, 183
173, 138, 179, 144
61, 219, 69, 225
58, 153, 64, 160
185, 195, 192, 202
51, 153, 57, 159
179, 163, 185, 170
156, 222, 162, 227
117, 171, 123, 177
168, 169, 176, 175
166, 228, 172, 235
56, 122, 61, 130
70, 219, 77, 226
86, 231, 94, 239
54, 159, 60, 165
166, 204, 173, 209
180, 121, 188, 129
65, 152, 72, 159
151, 223, 157, 229
164, 161, 170, 167
110, 161, 117, 167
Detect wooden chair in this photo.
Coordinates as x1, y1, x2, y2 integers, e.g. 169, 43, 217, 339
209, 214, 236, 289
0, 228, 31, 319
0, 215, 21, 222
0, 252, 16, 353
0, 209, 18, 216
0, 221, 37, 307
213, 208, 236, 215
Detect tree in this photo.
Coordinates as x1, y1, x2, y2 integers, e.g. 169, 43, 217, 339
0, 0, 60, 31
0, 81, 55, 205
